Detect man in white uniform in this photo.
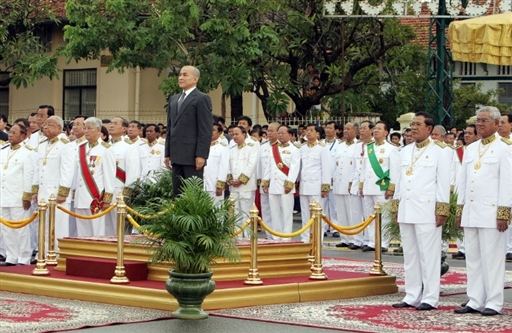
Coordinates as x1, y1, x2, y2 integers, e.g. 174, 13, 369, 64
454, 106, 512, 316
106, 117, 140, 235
228, 126, 259, 238
359, 121, 399, 252
73, 117, 116, 237
0, 124, 35, 266
32, 116, 74, 252
333, 123, 358, 248
299, 124, 331, 243
262, 125, 300, 240
391, 112, 452, 311
322, 121, 340, 237
204, 124, 229, 205
140, 124, 166, 181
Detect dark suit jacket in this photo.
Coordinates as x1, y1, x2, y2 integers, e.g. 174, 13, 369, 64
165, 88, 212, 166
0, 131, 7, 142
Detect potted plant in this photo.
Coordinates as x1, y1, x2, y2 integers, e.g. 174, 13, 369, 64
134, 176, 241, 319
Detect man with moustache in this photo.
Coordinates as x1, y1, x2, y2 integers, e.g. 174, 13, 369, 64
140, 124, 166, 181
391, 112, 452, 311
454, 106, 512, 316
0, 124, 35, 266
164, 66, 212, 196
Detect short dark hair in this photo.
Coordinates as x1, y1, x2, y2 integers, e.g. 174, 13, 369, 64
0, 114, 8, 123
102, 119, 111, 124
505, 113, 512, 123
113, 117, 129, 127
28, 112, 37, 118
73, 115, 88, 121
213, 123, 223, 133
361, 120, 374, 129
390, 132, 401, 140
129, 120, 142, 129
38, 105, 55, 117
375, 121, 390, 133
237, 116, 252, 128
414, 111, 435, 133
14, 123, 28, 136
145, 123, 161, 133
100, 126, 109, 142
235, 125, 247, 134
325, 120, 337, 128
466, 124, 477, 135
227, 124, 237, 130
14, 118, 29, 128
445, 132, 456, 139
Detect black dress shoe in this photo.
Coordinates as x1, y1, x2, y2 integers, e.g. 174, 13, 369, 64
30, 258, 38, 265
0, 262, 16, 267
451, 251, 465, 260
461, 300, 468, 307
392, 302, 413, 308
335, 242, 349, 248
381, 247, 388, 253
416, 303, 435, 310
349, 244, 361, 250
362, 246, 375, 252
506, 253, 512, 262
332, 232, 340, 238
454, 306, 479, 314
0, 254, 5, 262
481, 308, 499, 316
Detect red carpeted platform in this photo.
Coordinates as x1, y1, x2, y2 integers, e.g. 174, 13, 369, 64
66, 257, 148, 281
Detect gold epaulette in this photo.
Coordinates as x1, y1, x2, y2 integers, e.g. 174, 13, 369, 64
60, 137, 70, 144
102, 142, 111, 148
0, 140, 5, 145
293, 142, 301, 148
220, 141, 227, 146
447, 144, 455, 149
124, 138, 133, 144
247, 143, 254, 147
142, 138, 148, 143
318, 141, 326, 147
434, 140, 447, 148
24, 144, 34, 150
501, 137, 512, 145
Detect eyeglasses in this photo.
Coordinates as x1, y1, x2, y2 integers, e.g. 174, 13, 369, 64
475, 118, 491, 124
409, 122, 425, 127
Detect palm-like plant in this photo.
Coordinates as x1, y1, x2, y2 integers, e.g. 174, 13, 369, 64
138, 177, 241, 274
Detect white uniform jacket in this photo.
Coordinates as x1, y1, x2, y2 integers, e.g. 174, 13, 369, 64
140, 140, 166, 180
393, 138, 452, 224
0, 144, 35, 207
257, 141, 273, 193
360, 141, 399, 195
228, 141, 259, 192
204, 139, 229, 192
333, 139, 357, 195
33, 137, 75, 203
262, 141, 300, 195
110, 138, 140, 193
458, 135, 512, 228
73, 139, 116, 209
299, 141, 331, 195
350, 140, 366, 195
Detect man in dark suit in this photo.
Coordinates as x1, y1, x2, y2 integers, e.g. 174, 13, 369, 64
164, 66, 212, 196
0, 114, 8, 142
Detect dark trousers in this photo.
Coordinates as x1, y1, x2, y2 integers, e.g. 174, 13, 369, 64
171, 163, 204, 197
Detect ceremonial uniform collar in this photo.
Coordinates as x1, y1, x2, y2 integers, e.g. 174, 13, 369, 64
345, 139, 356, 146
111, 137, 123, 144
280, 142, 290, 147
237, 142, 246, 149
325, 138, 336, 144
211, 140, 218, 147
415, 138, 430, 149
88, 140, 100, 149
76, 136, 86, 144
307, 141, 318, 148
374, 140, 386, 146
148, 140, 158, 147
481, 134, 496, 145
11, 144, 21, 150
48, 137, 59, 145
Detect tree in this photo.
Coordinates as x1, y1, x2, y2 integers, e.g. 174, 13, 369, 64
0, 0, 60, 88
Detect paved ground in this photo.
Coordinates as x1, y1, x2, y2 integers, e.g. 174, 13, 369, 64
62, 217, 512, 332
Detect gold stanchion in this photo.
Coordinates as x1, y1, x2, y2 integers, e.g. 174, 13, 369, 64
32, 199, 50, 276
370, 202, 386, 276
310, 202, 327, 280
228, 194, 235, 234
111, 194, 130, 284
46, 194, 58, 266
307, 199, 316, 266
244, 204, 263, 285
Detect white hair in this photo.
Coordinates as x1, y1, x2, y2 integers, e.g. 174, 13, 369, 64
84, 117, 102, 129
48, 116, 64, 128
433, 125, 446, 136
476, 106, 501, 120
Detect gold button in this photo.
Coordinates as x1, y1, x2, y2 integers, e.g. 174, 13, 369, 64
470, 199, 473, 202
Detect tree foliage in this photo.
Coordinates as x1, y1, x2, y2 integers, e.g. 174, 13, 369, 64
0, 0, 60, 88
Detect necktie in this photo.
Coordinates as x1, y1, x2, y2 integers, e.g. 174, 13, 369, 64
177, 92, 185, 111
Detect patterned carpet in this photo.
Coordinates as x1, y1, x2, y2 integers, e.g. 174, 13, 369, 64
0, 291, 173, 333
212, 295, 512, 333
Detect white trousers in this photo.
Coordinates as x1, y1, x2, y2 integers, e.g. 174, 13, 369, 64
269, 193, 295, 241
362, 194, 390, 249
506, 227, 512, 254
300, 195, 326, 243
231, 191, 255, 238
30, 201, 38, 252
350, 195, 365, 246
334, 194, 352, 245
0, 207, 32, 265
400, 223, 442, 307
260, 192, 273, 239
206, 191, 224, 207
465, 227, 506, 312
76, 208, 106, 237
323, 190, 337, 232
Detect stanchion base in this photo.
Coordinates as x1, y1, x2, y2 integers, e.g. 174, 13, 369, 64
369, 261, 387, 276
244, 278, 263, 285
110, 276, 130, 284
45, 260, 58, 266
32, 262, 50, 276
309, 273, 328, 280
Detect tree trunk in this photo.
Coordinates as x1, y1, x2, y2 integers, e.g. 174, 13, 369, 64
230, 94, 243, 122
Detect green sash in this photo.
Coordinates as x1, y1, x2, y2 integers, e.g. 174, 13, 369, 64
367, 142, 390, 191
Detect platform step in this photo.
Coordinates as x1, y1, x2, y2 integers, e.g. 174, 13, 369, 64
66, 257, 148, 281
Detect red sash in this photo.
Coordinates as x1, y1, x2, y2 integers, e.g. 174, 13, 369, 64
79, 143, 104, 214
272, 143, 289, 175
456, 147, 464, 163
116, 166, 126, 183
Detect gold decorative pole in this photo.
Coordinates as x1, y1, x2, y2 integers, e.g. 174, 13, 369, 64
370, 202, 386, 276
111, 194, 130, 284
307, 199, 317, 266
228, 194, 235, 234
46, 194, 58, 266
244, 204, 263, 285
32, 199, 50, 276
310, 201, 327, 280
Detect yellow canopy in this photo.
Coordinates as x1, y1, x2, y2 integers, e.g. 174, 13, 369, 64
448, 12, 512, 65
